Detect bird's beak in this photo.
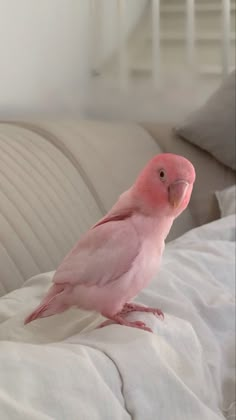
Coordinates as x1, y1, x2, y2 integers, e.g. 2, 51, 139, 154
168, 180, 189, 209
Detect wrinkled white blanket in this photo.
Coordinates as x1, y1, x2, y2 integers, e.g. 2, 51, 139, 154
0, 215, 235, 420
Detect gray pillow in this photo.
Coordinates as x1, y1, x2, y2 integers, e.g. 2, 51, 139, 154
176, 70, 236, 170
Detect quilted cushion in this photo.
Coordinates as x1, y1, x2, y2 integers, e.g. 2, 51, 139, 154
0, 123, 103, 295
176, 70, 236, 170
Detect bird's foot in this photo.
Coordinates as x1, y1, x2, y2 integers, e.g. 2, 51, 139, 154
119, 303, 164, 320
97, 315, 152, 332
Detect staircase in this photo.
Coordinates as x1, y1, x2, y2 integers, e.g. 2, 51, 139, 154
130, 0, 235, 79
86, 0, 236, 122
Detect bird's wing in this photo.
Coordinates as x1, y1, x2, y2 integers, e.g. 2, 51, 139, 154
53, 212, 140, 288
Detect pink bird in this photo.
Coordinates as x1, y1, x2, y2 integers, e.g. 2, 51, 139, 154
24, 153, 195, 332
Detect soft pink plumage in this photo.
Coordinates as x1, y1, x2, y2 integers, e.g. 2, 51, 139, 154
25, 153, 195, 331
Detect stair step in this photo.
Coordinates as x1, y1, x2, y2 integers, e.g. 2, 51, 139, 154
161, 4, 236, 13
160, 0, 235, 3
145, 32, 236, 42
199, 65, 235, 75
131, 38, 235, 68
130, 44, 235, 74
129, 64, 235, 78
142, 12, 235, 35
163, 0, 236, 3
160, 0, 236, 6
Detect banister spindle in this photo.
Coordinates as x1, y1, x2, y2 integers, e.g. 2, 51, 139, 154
89, 0, 102, 76
186, 0, 195, 71
222, 0, 231, 78
118, 0, 128, 89
152, 0, 161, 88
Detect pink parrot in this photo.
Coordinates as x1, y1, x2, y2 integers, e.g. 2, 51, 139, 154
24, 153, 195, 332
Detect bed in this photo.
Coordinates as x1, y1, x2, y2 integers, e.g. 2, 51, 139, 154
0, 114, 235, 419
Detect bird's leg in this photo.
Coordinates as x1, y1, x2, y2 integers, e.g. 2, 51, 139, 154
119, 302, 164, 319
98, 314, 152, 332
97, 302, 163, 331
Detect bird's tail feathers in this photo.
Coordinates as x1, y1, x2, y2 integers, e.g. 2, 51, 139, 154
24, 284, 68, 324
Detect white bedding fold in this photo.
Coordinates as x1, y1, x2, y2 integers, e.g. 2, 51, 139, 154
0, 215, 235, 420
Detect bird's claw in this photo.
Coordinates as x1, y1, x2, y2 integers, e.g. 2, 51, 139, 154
134, 320, 146, 327
153, 309, 164, 320
120, 303, 164, 320
96, 318, 153, 333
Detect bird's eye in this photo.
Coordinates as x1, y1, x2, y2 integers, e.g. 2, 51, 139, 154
159, 169, 166, 181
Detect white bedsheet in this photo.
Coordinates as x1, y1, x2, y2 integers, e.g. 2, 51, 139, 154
0, 215, 235, 420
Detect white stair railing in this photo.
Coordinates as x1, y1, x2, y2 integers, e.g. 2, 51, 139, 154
90, 0, 234, 89
89, 0, 103, 76
186, 0, 196, 72
222, 0, 231, 78
152, 0, 161, 88
118, 0, 129, 89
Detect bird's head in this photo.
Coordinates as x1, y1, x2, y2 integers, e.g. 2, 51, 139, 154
133, 153, 196, 218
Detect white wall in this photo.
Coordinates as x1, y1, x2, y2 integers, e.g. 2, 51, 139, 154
92, 0, 147, 70
0, 0, 90, 118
